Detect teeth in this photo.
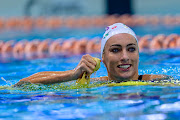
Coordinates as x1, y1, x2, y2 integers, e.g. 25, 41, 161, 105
118, 65, 130, 69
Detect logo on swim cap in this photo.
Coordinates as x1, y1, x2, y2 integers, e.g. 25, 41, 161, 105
101, 23, 138, 58
123, 24, 128, 28
112, 26, 117, 29
105, 27, 109, 31
103, 32, 109, 39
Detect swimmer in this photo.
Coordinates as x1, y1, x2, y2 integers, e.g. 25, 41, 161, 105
15, 23, 167, 85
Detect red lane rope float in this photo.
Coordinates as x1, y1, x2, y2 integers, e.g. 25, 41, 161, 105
0, 34, 180, 60
0, 37, 101, 60
138, 34, 180, 51
1, 14, 180, 30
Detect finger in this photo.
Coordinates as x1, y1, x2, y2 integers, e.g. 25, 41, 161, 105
81, 59, 95, 72
82, 54, 96, 66
74, 60, 94, 78
81, 62, 93, 75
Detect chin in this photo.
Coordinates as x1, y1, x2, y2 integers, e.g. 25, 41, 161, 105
119, 76, 131, 80
118, 73, 135, 80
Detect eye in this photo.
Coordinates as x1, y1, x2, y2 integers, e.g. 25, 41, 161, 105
128, 47, 136, 52
111, 48, 120, 53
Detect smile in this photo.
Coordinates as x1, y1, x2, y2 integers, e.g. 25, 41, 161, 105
117, 64, 131, 70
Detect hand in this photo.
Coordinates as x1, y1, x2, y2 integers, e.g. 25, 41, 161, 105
73, 54, 97, 79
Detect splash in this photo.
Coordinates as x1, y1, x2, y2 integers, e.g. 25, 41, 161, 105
1, 77, 12, 86
0, 78, 180, 92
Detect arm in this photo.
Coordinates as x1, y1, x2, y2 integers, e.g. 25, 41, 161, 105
19, 70, 77, 84
142, 74, 170, 81
16, 54, 97, 84
91, 76, 109, 81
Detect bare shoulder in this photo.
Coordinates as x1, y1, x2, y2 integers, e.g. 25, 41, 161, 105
91, 76, 109, 81
142, 74, 169, 81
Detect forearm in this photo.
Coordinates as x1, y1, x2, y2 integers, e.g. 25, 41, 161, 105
18, 54, 98, 85
19, 70, 78, 84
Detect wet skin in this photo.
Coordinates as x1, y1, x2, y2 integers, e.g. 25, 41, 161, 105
15, 33, 167, 85
102, 33, 139, 82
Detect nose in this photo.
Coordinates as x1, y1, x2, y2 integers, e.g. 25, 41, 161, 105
120, 50, 129, 63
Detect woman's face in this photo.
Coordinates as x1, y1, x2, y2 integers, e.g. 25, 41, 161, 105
102, 33, 139, 82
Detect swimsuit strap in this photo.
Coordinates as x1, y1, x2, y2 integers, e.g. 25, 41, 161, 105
138, 75, 143, 80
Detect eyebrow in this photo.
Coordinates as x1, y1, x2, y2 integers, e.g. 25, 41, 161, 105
127, 43, 136, 47
110, 43, 137, 47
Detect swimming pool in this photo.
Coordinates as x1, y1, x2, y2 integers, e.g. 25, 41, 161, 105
0, 17, 180, 119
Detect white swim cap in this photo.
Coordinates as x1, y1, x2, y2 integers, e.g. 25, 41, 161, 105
101, 23, 138, 58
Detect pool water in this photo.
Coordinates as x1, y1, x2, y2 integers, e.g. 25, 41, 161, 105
0, 49, 180, 119
0, 24, 180, 119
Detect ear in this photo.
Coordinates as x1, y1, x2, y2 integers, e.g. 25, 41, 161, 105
102, 57, 104, 61
102, 54, 105, 63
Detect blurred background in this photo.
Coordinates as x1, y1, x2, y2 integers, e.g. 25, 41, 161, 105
0, 0, 180, 61
1, 1, 180, 120
0, 0, 180, 16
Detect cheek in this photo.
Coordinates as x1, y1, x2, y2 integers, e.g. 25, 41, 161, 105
103, 57, 117, 72
134, 55, 139, 62
103, 55, 112, 69
131, 52, 139, 60
129, 51, 138, 61
133, 54, 139, 68
103, 57, 110, 69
